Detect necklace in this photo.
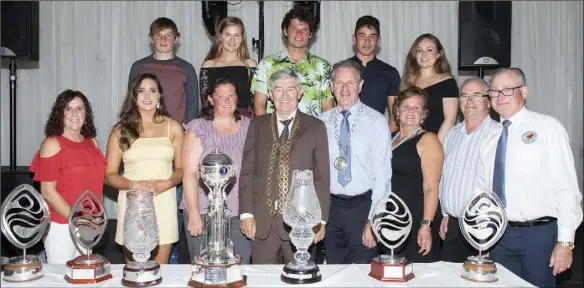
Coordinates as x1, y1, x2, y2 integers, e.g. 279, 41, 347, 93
328, 104, 365, 171
392, 127, 422, 150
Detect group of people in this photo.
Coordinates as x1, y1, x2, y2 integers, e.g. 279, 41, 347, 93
28, 6, 581, 288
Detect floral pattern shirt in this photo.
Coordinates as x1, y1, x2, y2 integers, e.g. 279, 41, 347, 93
251, 50, 333, 116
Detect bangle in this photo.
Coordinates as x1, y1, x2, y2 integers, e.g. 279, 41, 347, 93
130, 180, 135, 191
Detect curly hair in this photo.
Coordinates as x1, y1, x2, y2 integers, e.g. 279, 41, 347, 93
281, 6, 317, 36
201, 77, 241, 121
399, 33, 453, 91
393, 86, 430, 127
115, 73, 168, 151
44, 89, 97, 138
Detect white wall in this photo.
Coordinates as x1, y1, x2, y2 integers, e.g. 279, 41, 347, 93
1, 1, 582, 215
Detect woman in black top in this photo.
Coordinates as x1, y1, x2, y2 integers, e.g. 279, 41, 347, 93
399, 33, 459, 143
200, 17, 257, 118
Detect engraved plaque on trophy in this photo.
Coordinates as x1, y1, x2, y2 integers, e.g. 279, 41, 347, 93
460, 190, 508, 283
0, 184, 50, 282
189, 151, 246, 288
369, 193, 414, 282
64, 190, 112, 284
122, 189, 162, 287
281, 170, 322, 284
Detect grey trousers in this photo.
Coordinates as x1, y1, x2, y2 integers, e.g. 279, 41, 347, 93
182, 209, 251, 264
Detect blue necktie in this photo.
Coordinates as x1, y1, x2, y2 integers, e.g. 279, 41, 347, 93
338, 110, 351, 187
493, 120, 512, 207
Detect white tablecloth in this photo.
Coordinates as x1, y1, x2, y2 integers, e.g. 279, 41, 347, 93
1, 262, 534, 287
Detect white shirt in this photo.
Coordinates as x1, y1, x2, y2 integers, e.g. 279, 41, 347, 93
319, 100, 393, 220
440, 116, 499, 217
476, 107, 583, 242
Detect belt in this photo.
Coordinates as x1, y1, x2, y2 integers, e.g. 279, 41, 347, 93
331, 190, 372, 201
508, 216, 557, 228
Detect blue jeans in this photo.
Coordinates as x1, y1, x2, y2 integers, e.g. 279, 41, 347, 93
169, 183, 183, 264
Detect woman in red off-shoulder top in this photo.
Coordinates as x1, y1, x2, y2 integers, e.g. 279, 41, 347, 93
29, 90, 106, 264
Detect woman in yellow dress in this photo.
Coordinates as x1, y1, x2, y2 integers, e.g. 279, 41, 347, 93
105, 73, 184, 264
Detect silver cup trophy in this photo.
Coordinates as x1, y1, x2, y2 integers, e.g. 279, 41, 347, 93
122, 188, 162, 287
369, 193, 415, 282
65, 190, 112, 283
0, 184, 50, 282
281, 170, 322, 284
189, 151, 246, 288
460, 190, 508, 282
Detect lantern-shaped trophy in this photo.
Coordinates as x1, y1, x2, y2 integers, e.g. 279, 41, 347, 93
0, 184, 50, 282
460, 190, 508, 282
369, 193, 414, 282
189, 151, 246, 287
122, 189, 162, 287
281, 170, 322, 284
65, 190, 112, 283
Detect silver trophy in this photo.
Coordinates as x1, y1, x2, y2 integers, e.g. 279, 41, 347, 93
65, 190, 112, 283
460, 190, 508, 282
122, 189, 162, 287
0, 184, 50, 282
369, 193, 414, 282
281, 170, 322, 284
189, 151, 246, 288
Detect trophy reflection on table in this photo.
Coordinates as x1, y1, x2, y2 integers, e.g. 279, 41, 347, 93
189, 151, 246, 288
369, 193, 415, 282
0, 184, 50, 282
65, 190, 112, 283
460, 190, 508, 283
280, 170, 322, 284
122, 188, 162, 287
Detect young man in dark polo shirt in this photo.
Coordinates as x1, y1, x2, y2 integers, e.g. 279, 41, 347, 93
348, 16, 401, 133
127, 17, 199, 264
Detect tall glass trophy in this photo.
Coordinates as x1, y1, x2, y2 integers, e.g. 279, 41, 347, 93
65, 190, 112, 283
369, 193, 414, 282
460, 190, 507, 282
189, 151, 246, 288
281, 170, 322, 284
122, 189, 162, 287
0, 184, 50, 282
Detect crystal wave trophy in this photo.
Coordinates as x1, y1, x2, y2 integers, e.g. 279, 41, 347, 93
65, 190, 112, 283
0, 184, 50, 282
460, 190, 508, 282
122, 188, 162, 287
281, 170, 322, 284
189, 151, 246, 288
369, 193, 414, 282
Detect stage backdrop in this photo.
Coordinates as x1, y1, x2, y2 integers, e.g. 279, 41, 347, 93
1, 1, 582, 217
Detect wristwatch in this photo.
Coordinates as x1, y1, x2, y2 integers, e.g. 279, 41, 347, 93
558, 241, 575, 250
421, 220, 433, 228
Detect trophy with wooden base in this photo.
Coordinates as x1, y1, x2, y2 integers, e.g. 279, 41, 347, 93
369, 193, 414, 282
460, 190, 508, 283
64, 190, 112, 284
188, 152, 246, 287
0, 184, 50, 282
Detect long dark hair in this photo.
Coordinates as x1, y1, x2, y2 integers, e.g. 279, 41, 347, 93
400, 33, 453, 91
201, 77, 241, 121
45, 89, 97, 138
115, 73, 168, 151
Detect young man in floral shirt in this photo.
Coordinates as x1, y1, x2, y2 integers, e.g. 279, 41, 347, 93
251, 6, 333, 117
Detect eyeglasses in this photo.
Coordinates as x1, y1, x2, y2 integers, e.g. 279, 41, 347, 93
487, 86, 523, 98
459, 93, 489, 102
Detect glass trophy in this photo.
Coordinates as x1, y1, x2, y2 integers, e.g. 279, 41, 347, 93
65, 190, 112, 283
121, 188, 162, 287
189, 151, 246, 288
369, 193, 414, 282
281, 170, 322, 284
460, 190, 508, 282
0, 184, 50, 282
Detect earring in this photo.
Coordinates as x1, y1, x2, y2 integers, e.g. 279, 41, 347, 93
157, 102, 160, 109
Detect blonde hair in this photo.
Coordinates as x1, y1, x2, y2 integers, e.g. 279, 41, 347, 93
399, 33, 453, 91
204, 17, 251, 62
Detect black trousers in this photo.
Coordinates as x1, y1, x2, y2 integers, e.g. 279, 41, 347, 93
324, 191, 377, 264
437, 215, 477, 262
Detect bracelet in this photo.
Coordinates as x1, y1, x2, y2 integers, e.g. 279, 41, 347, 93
130, 180, 135, 191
